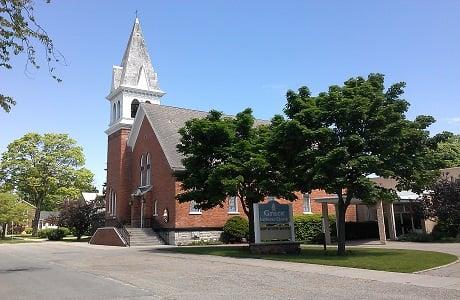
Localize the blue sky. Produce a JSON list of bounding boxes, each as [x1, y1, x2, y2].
[[1, 1, 459, 190]]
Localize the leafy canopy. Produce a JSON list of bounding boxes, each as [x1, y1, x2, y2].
[[271, 73, 449, 204], [0, 133, 95, 211], [421, 176, 460, 237], [0, 192, 28, 225], [58, 198, 105, 240], [438, 135, 460, 168], [0, 0, 63, 112], [176, 108, 295, 216]]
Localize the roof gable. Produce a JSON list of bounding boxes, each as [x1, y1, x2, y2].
[[127, 103, 269, 171]]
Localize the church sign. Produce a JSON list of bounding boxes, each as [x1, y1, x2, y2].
[[253, 199, 295, 243], [258, 201, 290, 224]]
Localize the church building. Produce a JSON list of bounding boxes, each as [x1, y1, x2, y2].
[[105, 18, 357, 245]]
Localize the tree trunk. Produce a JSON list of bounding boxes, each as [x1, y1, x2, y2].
[[336, 196, 347, 256], [248, 202, 255, 244], [1, 223, 6, 239], [32, 203, 42, 237]]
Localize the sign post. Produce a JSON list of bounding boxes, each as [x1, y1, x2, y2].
[[251, 199, 300, 254]]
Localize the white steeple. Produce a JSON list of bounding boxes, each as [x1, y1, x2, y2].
[[106, 17, 165, 135]]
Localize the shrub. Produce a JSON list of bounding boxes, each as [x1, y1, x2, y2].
[[432, 220, 460, 239], [345, 221, 379, 240], [222, 216, 249, 243], [59, 227, 72, 237], [24, 227, 33, 234], [398, 232, 434, 242], [294, 214, 336, 244], [38, 228, 54, 238], [46, 228, 66, 241]]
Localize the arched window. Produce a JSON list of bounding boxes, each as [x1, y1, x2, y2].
[[116, 101, 121, 119], [131, 99, 140, 118], [113, 192, 117, 216], [112, 103, 116, 123], [146, 153, 151, 185], [140, 154, 145, 186], [107, 189, 112, 214]]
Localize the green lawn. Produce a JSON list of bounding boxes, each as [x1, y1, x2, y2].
[[61, 236, 91, 243], [0, 238, 40, 244], [165, 245, 457, 273]]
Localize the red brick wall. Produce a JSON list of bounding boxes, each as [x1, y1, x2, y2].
[[106, 128, 132, 223], [173, 187, 356, 229], [130, 118, 176, 229]]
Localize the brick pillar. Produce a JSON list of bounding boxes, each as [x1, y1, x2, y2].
[[376, 200, 386, 244], [322, 202, 331, 245]]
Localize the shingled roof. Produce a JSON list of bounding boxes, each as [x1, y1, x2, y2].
[[138, 103, 269, 171]]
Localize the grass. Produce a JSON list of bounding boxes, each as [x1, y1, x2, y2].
[[164, 245, 458, 273], [0, 238, 40, 244], [61, 236, 91, 243]]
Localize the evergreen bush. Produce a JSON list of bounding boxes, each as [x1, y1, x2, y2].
[[222, 216, 249, 243]]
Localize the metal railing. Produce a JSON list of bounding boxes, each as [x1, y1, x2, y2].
[[109, 217, 130, 247], [117, 224, 130, 247]]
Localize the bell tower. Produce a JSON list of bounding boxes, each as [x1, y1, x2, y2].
[[105, 17, 165, 136], [105, 17, 164, 223]]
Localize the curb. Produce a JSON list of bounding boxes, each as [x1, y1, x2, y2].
[[414, 258, 459, 274]]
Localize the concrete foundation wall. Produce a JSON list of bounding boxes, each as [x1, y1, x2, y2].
[[156, 229, 223, 245]]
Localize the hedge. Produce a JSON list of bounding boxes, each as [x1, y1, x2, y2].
[[294, 214, 336, 244]]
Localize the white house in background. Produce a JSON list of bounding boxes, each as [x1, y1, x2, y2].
[[81, 192, 104, 203], [38, 211, 59, 230]]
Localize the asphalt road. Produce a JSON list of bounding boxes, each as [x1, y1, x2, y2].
[[0, 242, 459, 300]]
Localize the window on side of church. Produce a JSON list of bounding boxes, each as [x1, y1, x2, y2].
[[303, 193, 312, 213], [228, 196, 238, 213], [131, 99, 140, 118], [107, 190, 112, 214], [153, 200, 158, 216], [189, 200, 202, 214], [146, 153, 151, 185], [140, 154, 145, 186], [112, 192, 117, 216]]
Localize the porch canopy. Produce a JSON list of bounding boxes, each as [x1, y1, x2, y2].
[[315, 190, 420, 245]]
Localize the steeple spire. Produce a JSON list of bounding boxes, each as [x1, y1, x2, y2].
[[109, 17, 165, 96]]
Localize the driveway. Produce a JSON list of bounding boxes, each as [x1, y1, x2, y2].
[[348, 240, 460, 278], [0, 242, 459, 299]]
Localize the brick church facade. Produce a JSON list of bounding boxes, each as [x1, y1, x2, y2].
[[105, 18, 356, 245]]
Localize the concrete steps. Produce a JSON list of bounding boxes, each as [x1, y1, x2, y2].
[[126, 228, 165, 246]]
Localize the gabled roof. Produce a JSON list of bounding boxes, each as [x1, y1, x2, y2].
[[127, 103, 269, 171]]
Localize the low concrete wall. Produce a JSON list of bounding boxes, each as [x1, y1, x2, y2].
[[156, 229, 223, 245], [89, 227, 127, 247]]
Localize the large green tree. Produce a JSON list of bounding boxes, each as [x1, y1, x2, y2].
[[438, 135, 460, 167], [1, 0, 62, 112], [270, 73, 449, 255], [176, 109, 296, 242], [0, 133, 95, 235], [0, 192, 28, 238]]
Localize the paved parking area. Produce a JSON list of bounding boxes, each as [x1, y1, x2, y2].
[[0, 242, 459, 299]]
